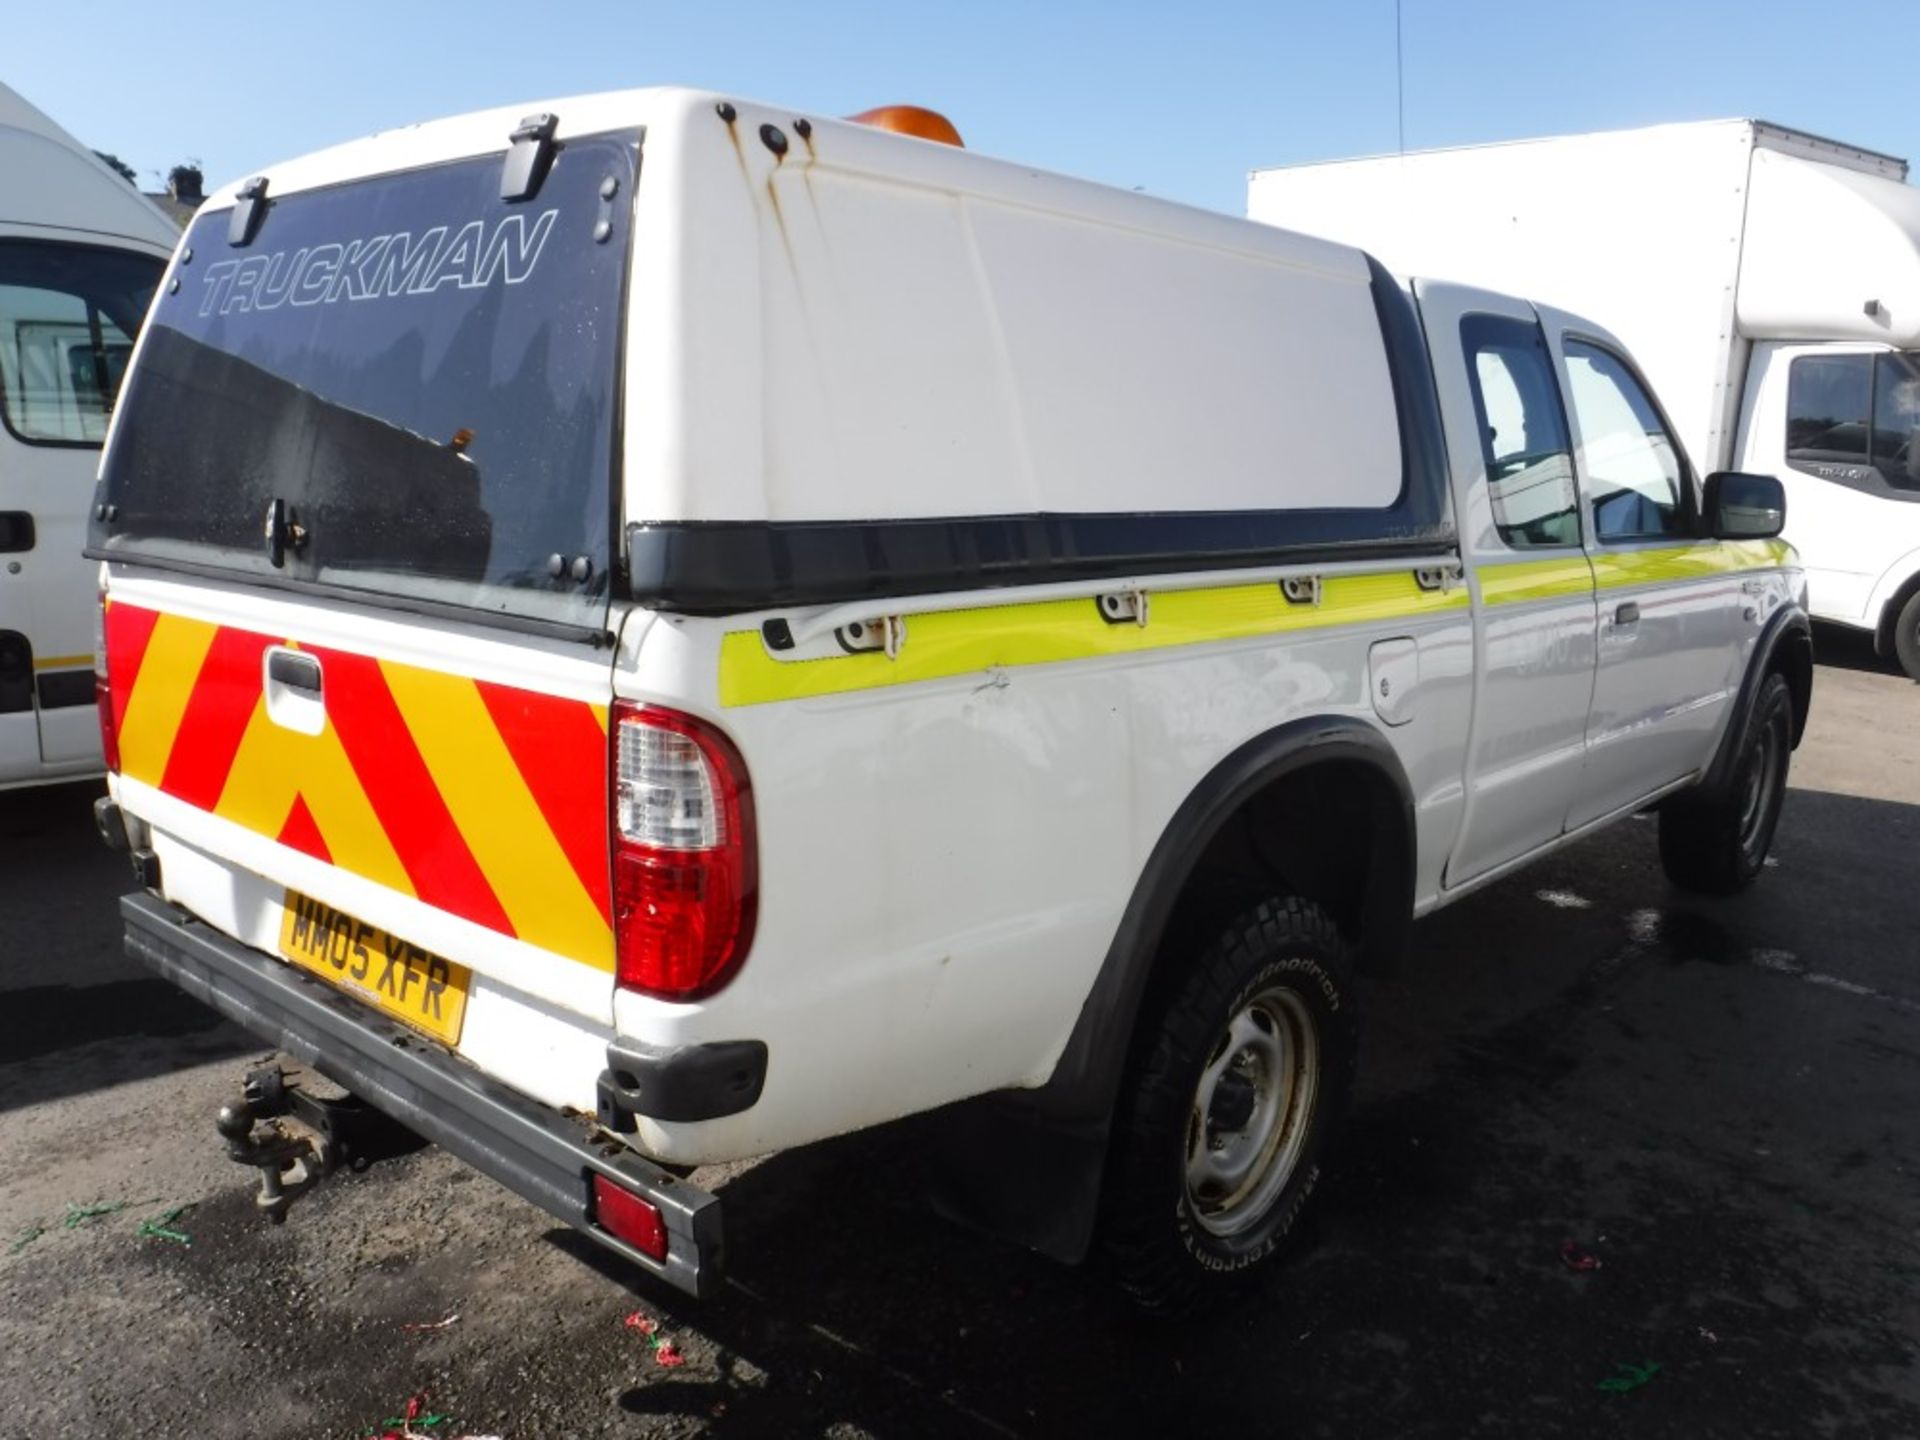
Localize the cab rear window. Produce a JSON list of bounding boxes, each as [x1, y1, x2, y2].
[[96, 131, 639, 632]]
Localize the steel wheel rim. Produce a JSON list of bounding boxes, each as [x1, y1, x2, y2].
[[1738, 716, 1783, 851], [1185, 984, 1319, 1238]]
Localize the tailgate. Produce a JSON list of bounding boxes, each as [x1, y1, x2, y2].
[[103, 580, 618, 1036]]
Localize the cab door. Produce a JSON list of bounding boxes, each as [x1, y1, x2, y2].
[[1539, 309, 1744, 827], [1417, 281, 1598, 887]]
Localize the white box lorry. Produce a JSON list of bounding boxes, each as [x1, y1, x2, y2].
[[92, 89, 1810, 1315], [1250, 119, 1920, 677]]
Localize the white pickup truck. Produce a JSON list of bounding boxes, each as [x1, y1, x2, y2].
[[91, 88, 1811, 1315]]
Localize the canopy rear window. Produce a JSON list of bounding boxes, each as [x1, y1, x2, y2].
[[96, 130, 639, 633]]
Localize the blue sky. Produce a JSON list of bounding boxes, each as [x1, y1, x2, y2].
[[13, 0, 1918, 216]]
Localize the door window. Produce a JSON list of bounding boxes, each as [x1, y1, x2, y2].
[[1460, 315, 1579, 549], [0, 242, 162, 446], [1563, 340, 1688, 543], [1784, 351, 1920, 495]]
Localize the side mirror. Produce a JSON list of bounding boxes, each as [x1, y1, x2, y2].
[[1702, 471, 1786, 540]]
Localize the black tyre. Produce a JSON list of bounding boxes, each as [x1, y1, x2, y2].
[[1098, 896, 1358, 1317], [1894, 590, 1920, 682], [1658, 671, 1793, 896]]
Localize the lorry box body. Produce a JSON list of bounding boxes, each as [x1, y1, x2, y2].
[[1248, 119, 1920, 673], [96, 88, 1809, 1310], [0, 83, 173, 790]]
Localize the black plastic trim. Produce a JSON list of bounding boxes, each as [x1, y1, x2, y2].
[[0, 512, 34, 553], [929, 714, 1416, 1262], [1704, 604, 1814, 791], [0, 631, 30, 715], [597, 1039, 768, 1127], [626, 523, 1454, 616], [86, 551, 616, 649], [35, 669, 94, 710], [119, 892, 724, 1297]]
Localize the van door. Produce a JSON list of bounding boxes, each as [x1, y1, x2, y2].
[[93, 130, 641, 1106], [1539, 310, 1744, 827], [1416, 281, 1599, 886], [0, 239, 162, 778]]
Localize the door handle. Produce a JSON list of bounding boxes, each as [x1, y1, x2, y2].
[[1614, 601, 1640, 626], [0, 512, 34, 554], [267, 648, 322, 696]]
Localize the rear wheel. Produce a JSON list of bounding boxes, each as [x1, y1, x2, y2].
[[1099, 896, 1358, 1317], [1894, 590, 1920, 681], [1659, 671, 1792, 895]]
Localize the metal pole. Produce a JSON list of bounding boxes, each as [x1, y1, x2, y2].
[[1396, 0, 1406, 154]]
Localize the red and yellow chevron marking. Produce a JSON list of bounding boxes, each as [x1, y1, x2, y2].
[[105, 603, 613, 972]]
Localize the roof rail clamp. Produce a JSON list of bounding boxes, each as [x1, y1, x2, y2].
[[502, 113, 560, 201]]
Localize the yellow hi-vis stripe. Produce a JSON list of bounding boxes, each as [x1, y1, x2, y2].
[[1476, 539, 1792, 606], [719, 571, 1470, 708], [380, 662, 613, 970], [116, 613, 217, 785], [1589, 539, 1792, 590], [1477, 555, 1596, 606]]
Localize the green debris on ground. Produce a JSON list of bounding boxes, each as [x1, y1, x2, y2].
[[62, 1196, 161, 1230], [6, 1223, 45, 1256], [1597, 1360, 1662, 1393], [136, 1204, 194, 1246]]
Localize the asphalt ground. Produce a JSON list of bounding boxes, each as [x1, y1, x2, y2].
[[1, 625, 1916, 1439]]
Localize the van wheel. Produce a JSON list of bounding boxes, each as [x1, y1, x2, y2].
[[1894, 590, 1920, 681], [1099, 896, 1358, 1318], [1658, 672, 1792, 896]]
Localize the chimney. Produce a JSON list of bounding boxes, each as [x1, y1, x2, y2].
[[167, 165, 204, 204]]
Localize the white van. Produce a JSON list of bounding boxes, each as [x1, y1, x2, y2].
[[0, 83, 174, 790], [1250, 119, 1920, 676]]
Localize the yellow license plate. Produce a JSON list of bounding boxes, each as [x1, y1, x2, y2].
[[277, 891, 470, 1045]]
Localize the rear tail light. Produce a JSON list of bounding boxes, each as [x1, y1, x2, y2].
[[611, 702, 757, 999], [93, 589, 119, 772], [592, 1173, 668, 1260]]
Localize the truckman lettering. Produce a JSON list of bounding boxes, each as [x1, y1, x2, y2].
[[195, 208, 557, 317]]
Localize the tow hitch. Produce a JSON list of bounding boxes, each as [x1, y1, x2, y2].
[[215, 1064, 418, 1223]]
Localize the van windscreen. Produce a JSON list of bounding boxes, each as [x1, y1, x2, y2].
[[96, 131, 639, 633]]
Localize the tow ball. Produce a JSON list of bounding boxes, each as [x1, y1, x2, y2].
[[215, 1064, 415, 1223]]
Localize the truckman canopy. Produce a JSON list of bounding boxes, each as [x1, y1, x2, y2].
[[95, 132, 638, 633], [1740, 148, 1920, 348]]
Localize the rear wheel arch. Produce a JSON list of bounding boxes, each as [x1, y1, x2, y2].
[[926, 714, 1415, 1264]]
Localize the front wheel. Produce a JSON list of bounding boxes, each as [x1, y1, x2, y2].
[[1894, 590, 1920, 681], [1098, 896, 1358, 1317], [1659, 671, 1793, 895]]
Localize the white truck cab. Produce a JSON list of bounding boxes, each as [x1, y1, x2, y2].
[[0, 83, 173, 790], [94, 89, 1809, 1313], [1250, 118, 1920, 677]]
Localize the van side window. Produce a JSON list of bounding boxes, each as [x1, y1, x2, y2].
[[1785, 351, 1920, 494], [1460, 315, 1580, 549], [1563, 340, 1688, 543], [0, 242, 162, 447]]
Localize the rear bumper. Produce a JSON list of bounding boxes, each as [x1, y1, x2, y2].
[[120, 891, 724, 1297]]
